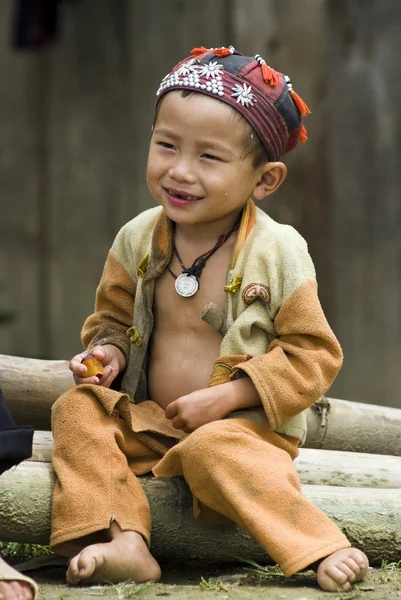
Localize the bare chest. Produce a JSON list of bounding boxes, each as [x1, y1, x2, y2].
[[153, 249, 229, 331], [148, 243, 234, 406]]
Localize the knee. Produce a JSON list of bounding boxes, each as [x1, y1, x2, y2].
[[51, 384, 100, 430], [180, 419, 242, 463]]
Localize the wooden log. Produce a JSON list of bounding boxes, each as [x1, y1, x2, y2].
[[30, 431, 53, 463], [0, 460, 399, 565], [294, 448, 401, 488], [29, 431, 401, 489], [0, 354, 73, 430], [306, 397, 401, 455], [2, 354, 401, 455]]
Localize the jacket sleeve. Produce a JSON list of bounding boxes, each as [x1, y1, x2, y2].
[[235, 279, 343, 430], [81, 248, 136, 361]]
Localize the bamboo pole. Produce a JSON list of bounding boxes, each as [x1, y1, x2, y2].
[[29, 431, 401, 489], [2, 354, 401, 455], [0, 460, 399, 564]]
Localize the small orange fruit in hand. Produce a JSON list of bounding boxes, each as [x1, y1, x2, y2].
[[81, 354, 105, 378]]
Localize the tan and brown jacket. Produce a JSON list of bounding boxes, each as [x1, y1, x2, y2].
[[82, 199, 343, 445]]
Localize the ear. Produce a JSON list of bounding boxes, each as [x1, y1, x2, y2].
[[252, 162, 287, 201]]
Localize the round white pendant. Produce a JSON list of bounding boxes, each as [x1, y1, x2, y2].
[[175, 273, 199, 297]]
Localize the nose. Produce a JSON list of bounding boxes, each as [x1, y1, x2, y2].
[[168, 155, 196, 184]]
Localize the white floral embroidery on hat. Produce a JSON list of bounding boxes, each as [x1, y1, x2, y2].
[[231, 83, 257, 107], [197, 61, 224, 79], [176, 59, 199, 76], [156, 60, 226, 96]]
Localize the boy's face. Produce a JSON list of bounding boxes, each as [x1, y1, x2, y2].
[[146, 92, 266, 229]]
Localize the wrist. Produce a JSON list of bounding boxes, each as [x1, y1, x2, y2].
[[226, 377, 262, 412]]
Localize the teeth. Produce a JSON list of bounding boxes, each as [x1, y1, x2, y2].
[[170, 190, 198, 200]]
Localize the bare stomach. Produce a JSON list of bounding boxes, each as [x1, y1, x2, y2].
[[147, 329, 222, 409]]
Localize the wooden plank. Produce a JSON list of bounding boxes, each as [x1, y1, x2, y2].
[[0, 1, 43, 357], [326, 0, 401, 408]]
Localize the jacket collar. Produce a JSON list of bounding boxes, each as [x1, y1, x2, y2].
[[146, 198, 257, 279]]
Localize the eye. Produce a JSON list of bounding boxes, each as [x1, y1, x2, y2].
[[157, 141, 175, 150], [202, 153, 221, 161]]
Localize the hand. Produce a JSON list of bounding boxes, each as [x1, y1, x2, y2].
[[69, 344, 126, 388], [165, 383, 235, 433], [165, 378, 263, 433]]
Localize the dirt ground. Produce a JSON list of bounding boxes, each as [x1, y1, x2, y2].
[[26, 562, 401, 600]]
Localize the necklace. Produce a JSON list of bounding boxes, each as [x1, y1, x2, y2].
[[168, 217, 241, 297]]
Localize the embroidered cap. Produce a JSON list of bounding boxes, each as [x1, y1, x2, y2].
[[156, 45, 311, 162]]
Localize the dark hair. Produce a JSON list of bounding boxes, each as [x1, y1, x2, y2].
[[154, 90, 270, 167], [241, 121, 270, 167]]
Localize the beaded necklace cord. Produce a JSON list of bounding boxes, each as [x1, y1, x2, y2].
[[168, 216, 241, 284]]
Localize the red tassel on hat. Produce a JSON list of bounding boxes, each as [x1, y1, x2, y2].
[[214, 47, 232, 57], [290, 89, 311, 116], [299, 124, 308, 143], [261, 63, 278, 87], [191, 46, 209, 56], [192, 45, 235, 57]]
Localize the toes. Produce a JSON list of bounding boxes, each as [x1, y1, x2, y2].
[[18, 583, 33, 600], [0, 581, 32, 600], [335, 561, 358, 582], [316, 548, 369, 592], [350, 549, 368, 564], [346, 550, 369, 578], [66, 546, 103, 585], [19, 582, 34, 600], [318, 565, 351, 592], [66, 556, 81, 585], [355, 551, 369, 572], [76, 549, 97, 579], [342, 556, 362, 576], [327, 565, 351, 588]]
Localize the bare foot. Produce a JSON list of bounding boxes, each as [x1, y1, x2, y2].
[[317, 547, 369, 592], [66, 525, 161, 585], [0, 580, 33, 600]]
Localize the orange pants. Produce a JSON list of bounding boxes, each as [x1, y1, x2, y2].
[[50, 384, 349, 577]]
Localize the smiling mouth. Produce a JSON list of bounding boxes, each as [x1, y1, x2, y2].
[[165, 188, 202, 201]]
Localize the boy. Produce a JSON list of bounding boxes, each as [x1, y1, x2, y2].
[[50, 46, 368, 592]]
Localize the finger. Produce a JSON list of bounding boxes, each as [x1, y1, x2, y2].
[[72, 364, 88, 378], [70, 356, 88, 376], [90, 346, 106, 360], [98, 368, 116, 389], [98, 365, 113, 383], [74, 375, 100, 386], [171, 416, 186, 430], [165, 402, 178, 420]]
